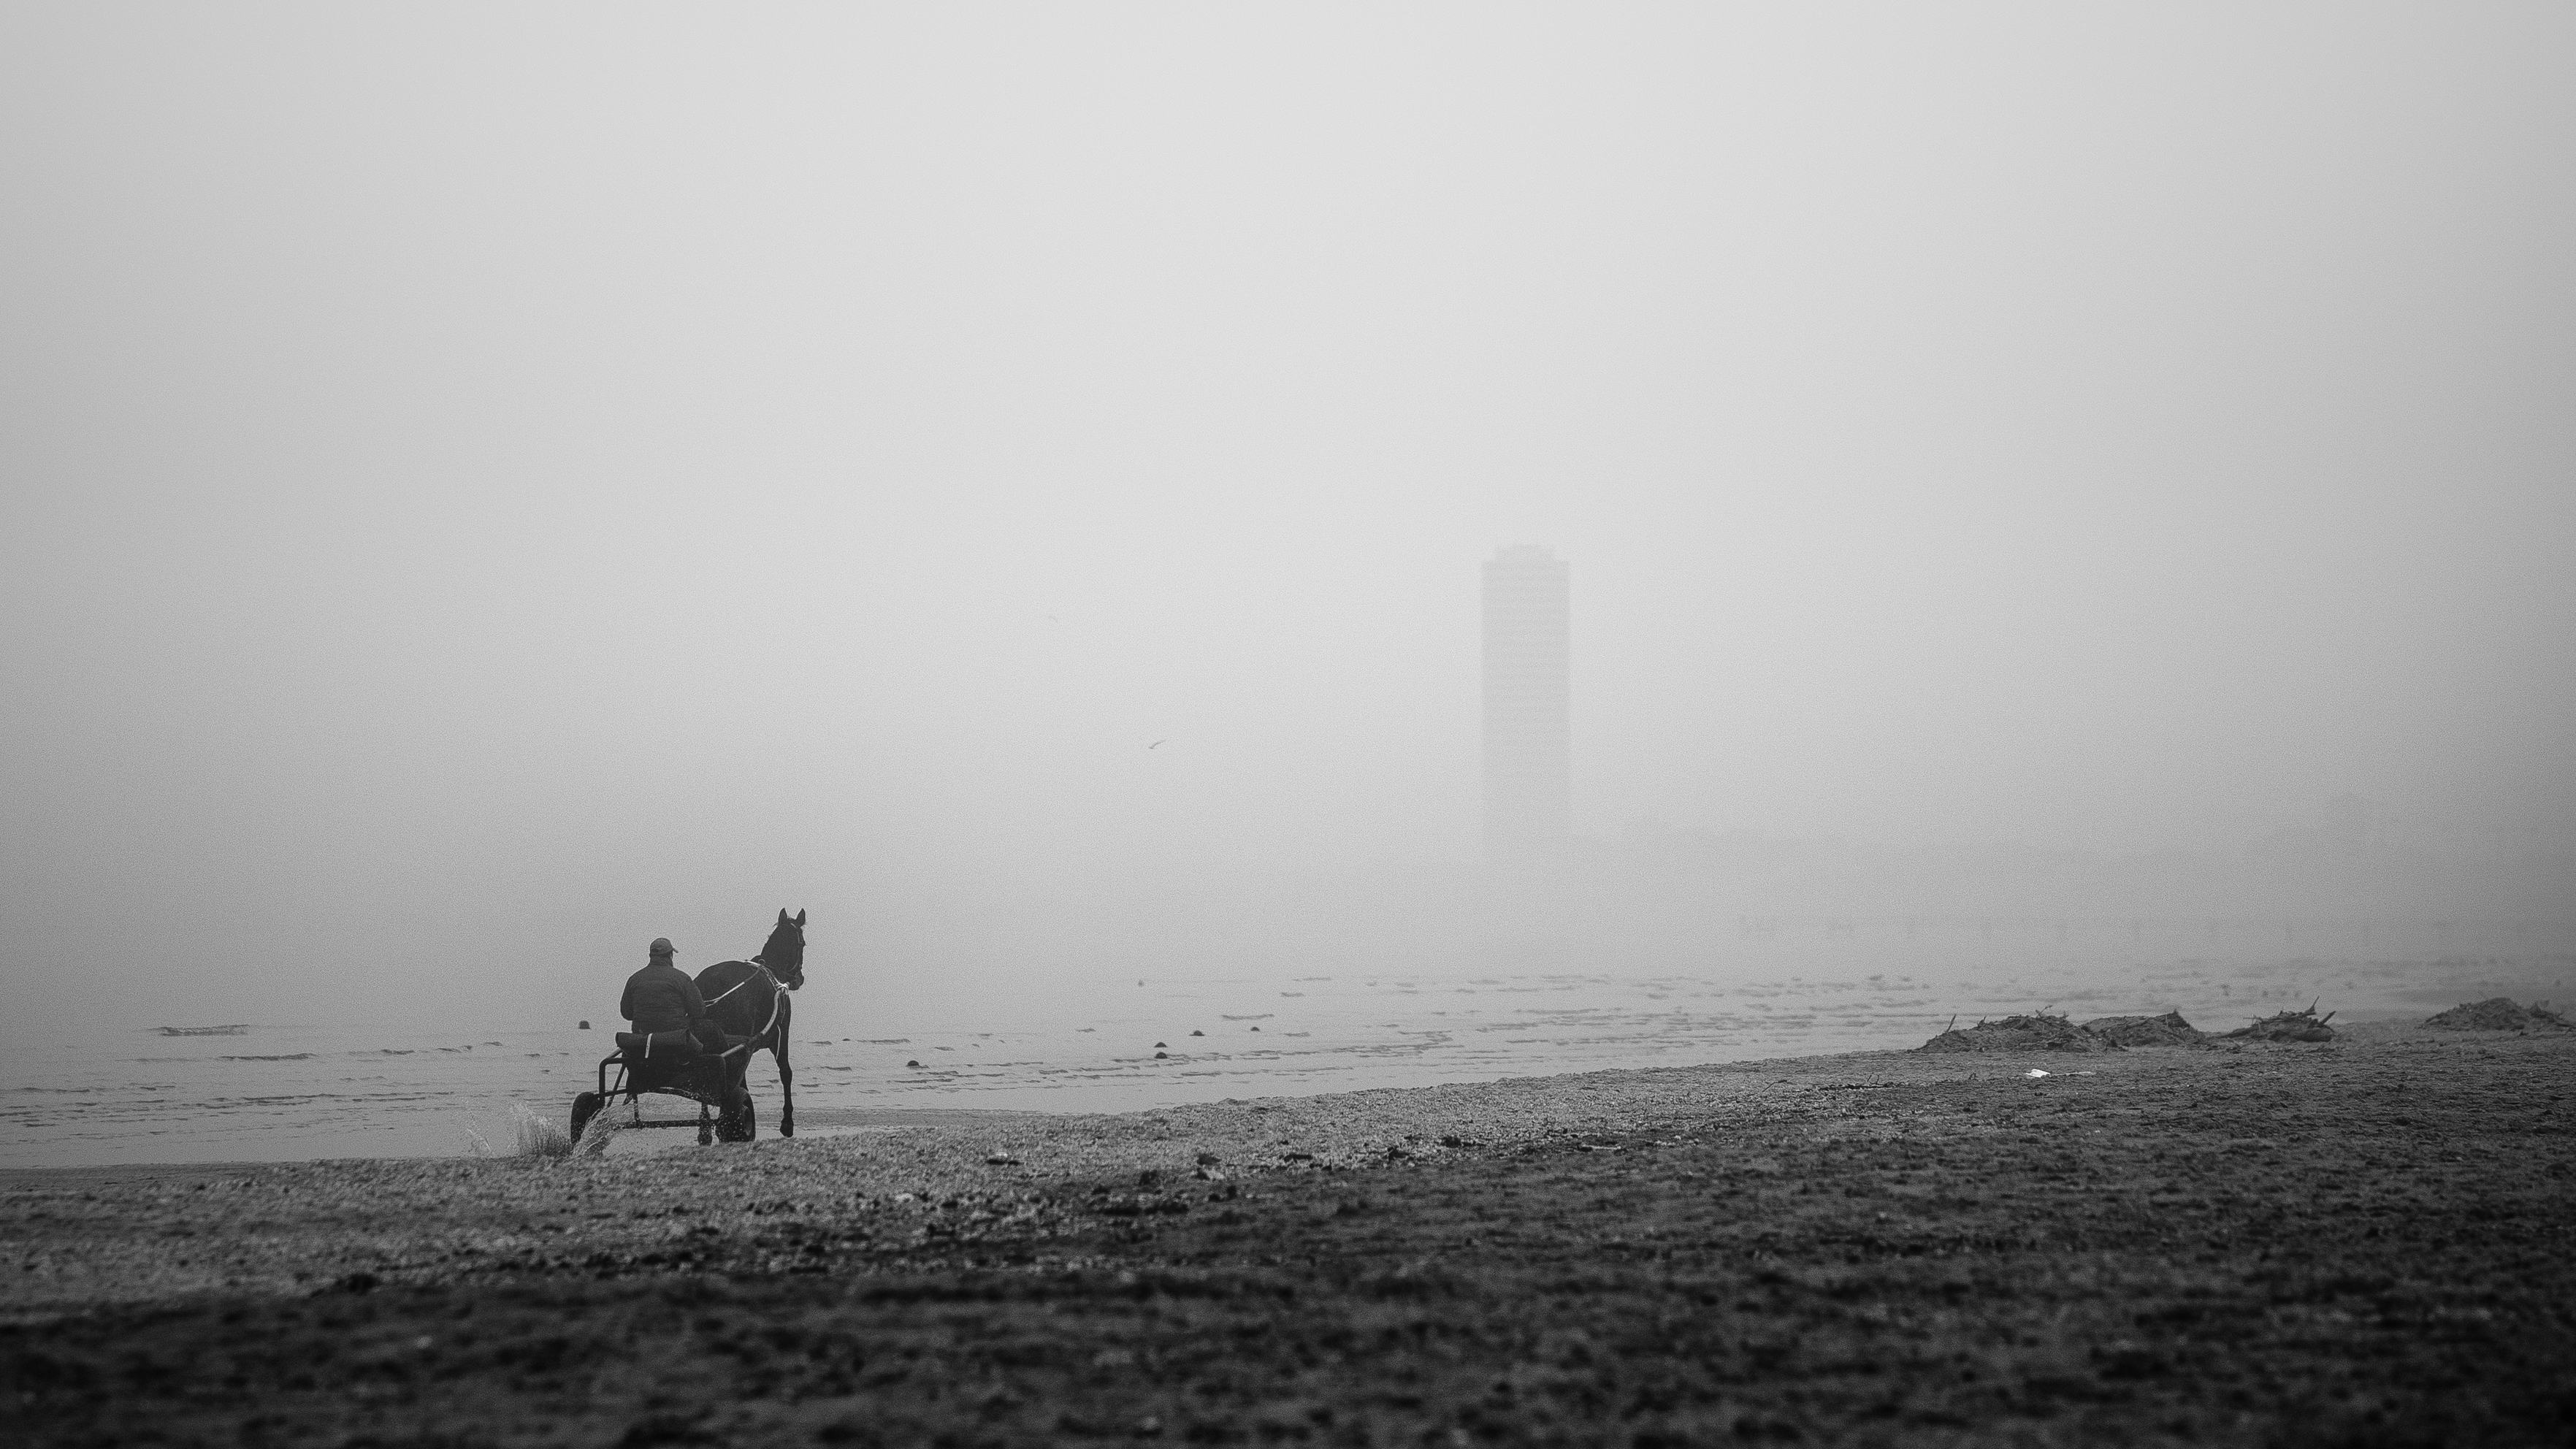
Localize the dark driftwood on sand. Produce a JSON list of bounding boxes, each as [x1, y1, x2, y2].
[[2224, 1004, 2340, 1042], [1915, 1011, 2122, 1052], [2079, 1010, 2209, 1047], [2424, 996, 2572, 1031]]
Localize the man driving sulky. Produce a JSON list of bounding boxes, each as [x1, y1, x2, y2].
[[621, 938, 715, 1055]]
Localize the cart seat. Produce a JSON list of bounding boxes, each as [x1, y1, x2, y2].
[[614, 1029, 703, 1060], [612, 1029, 754, 1061]]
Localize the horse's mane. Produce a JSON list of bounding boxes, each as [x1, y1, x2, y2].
[[695, 909, 803, 1043]]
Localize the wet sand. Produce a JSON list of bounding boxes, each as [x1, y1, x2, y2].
[[6, 1021, 2572, 1445]]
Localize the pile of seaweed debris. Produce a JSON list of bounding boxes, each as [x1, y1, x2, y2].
[[2423, 998, 2572, 1031], [2079, 1011, 2208, 1047], [2220, 1002, 2339, 1043], [1919, 1012, 2121, 1053]]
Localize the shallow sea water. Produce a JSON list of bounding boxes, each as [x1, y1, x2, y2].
[[2, 945, 2558, 1169]]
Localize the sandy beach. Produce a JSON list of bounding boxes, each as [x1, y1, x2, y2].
[[6, 1020, 2571, 1446]]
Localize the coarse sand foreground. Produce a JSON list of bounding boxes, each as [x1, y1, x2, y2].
[[5, 1025, 2572, 1447]]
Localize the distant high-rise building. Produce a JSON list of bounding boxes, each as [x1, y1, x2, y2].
[[1483, 545, 1570, 860]]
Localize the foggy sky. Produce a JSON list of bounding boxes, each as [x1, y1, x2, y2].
[[5, 7, 2571, 1029]]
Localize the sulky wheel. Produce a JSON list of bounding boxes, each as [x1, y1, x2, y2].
[[569, 1091, 604, 1143]]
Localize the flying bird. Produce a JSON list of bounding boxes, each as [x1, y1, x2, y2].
[[1147, 739, 1165, 749]]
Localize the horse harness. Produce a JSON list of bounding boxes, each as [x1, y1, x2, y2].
[[701, 959, 787, 1058]]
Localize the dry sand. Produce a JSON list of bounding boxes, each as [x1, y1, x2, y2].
[[6, 1020, 2572, 1445]]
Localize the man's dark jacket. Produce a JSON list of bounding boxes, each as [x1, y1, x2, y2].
[[622, 960, 710, 1036]]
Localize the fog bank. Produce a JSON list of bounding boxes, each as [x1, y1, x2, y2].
[[4, 8, 2569, 1033]]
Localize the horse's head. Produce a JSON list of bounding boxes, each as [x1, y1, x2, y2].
[[760, 908, 808, 990]]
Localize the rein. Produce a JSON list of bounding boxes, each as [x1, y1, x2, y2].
[[707, 959, 787, 1057]]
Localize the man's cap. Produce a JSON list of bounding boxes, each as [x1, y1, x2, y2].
[[649, 937, 675, 957]]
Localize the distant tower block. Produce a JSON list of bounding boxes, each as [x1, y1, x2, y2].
[[1483, 544, 1570, 861]]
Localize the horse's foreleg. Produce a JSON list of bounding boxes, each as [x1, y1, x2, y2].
[[775, 1033, 795, 1137], [776, 1049, 795, 1136], [772, 995, 795, 1137]]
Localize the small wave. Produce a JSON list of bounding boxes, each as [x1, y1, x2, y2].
[[221, 1053, 315, 1062], [150, 1025, 251, 1036]]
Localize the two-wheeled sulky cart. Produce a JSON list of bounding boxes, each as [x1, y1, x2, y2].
[[570, 1030, 759, 1145]]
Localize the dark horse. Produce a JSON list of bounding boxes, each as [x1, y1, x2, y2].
[[695, 908, 807, 1139]]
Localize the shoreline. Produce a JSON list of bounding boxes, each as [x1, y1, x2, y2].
[[0, 1027, 2282, 1193], [9, 949, 2565, 1175], [8, 1022, 2572, 1444], [0, 1014, 2539, 1196], [1, 994, 2536, 1185]]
